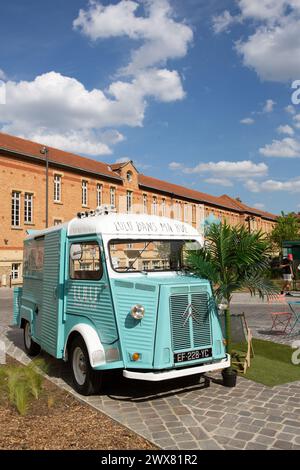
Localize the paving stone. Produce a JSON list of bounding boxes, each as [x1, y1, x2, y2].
[[179, 415, 199, 427], [253, 435, 275, 446], [188, 426, 209, 440], [227, 438, 247, 449], [276, 432, 295, 442], [158, 415, 179, 424], [169, 427, 188, 436], [235, 423, 261, 434], [283, 426, 300, 435], [177, 441, 200, 450], [283, 419, 300, 427], [266, 415, 283, 423], [235, 431, 255, 441], [205, 410, 224, 419], [199, 439, 223, 450], [245, 442, 268, 450], [258, 428, 278, 437], [273, 440, 293, 450], [252, 419, 265, 428]]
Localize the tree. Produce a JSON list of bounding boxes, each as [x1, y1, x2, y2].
[[270, 212, 300, 251], [187, 223, 276, 370]]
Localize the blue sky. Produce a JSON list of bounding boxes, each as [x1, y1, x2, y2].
[[1, 0, 300, 214]]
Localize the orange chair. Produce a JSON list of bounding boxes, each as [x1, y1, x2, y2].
[[269, 294, 293, 334]]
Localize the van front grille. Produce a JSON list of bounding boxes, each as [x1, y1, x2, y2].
[[170, 292, 212, 353]]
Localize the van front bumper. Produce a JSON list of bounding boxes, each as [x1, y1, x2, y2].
[[123, 354, 230, 381]]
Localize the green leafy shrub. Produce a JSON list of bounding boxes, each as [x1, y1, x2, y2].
[[0, 359, 47, 415]]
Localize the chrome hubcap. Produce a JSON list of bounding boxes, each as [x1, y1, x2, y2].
[[24, 323, 32, 349], [73, 346, 87, 386]]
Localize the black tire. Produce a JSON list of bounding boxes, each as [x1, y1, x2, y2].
[[23, 321, 41, 356], [69, 336, 102, 396]]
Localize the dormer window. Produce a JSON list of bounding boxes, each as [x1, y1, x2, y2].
[[126, 171, 133, 182]]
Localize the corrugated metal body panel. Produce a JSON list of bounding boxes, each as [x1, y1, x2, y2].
[[41, 230, 65, 356], [112, 280, 159, 367], [66, 281, 118, 344]]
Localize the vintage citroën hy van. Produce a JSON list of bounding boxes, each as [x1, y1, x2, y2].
[[14, 206, 229, 395]]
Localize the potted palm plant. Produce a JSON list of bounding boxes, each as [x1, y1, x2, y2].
[[187, 222, 277, 387]]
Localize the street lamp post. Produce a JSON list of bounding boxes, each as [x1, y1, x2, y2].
[[40, 146, 49, 228]]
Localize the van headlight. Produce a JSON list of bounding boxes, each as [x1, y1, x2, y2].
[[131, 304, 145, 320]]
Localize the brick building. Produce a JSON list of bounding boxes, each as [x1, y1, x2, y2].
[[0, 132, 277, 285]]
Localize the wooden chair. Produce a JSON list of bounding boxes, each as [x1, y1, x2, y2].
[[219, 312, 254, 374]]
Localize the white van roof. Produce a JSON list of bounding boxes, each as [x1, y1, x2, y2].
[[26, 213, 200, 240]]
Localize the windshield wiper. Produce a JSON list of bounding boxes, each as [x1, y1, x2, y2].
[[123, 241, 152, 272]]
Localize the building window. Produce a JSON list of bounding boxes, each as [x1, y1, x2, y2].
[[192, 205, 196, 224], [24, 193, 33, 224], [54, 219, 62, 226], [176, 201, 181, 220], [11, 191, 21, 227], [162, 198, 166, 216], [11, 263, 21, 280], [82, 180, 88, 206], [184, 204, 188, 222], [126, 171, 133, 182], [110, 187, 116, 208], [54, 174, 61, 202], [142, 261, 150, 271], [127, 190, 133, 213], [96, 183, 103, 207], [143, 194, 148, 214], [152, 196, 157, 215]]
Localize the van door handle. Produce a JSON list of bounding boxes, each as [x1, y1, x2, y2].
[[53, 287, 58, 300]]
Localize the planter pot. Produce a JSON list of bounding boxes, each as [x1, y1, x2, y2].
[[222, 368, 237, 388]]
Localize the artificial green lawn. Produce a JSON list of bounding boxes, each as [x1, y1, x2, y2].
[[231, 338, 300, 387]]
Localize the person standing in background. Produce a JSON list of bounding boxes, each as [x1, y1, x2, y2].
[[280, 254, 294, 296]]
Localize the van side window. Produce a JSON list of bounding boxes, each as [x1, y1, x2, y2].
[[70, 242, 103, 280], [23, 237, 45, 278]]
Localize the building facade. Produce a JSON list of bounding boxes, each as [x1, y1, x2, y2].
[[0, 132, 277, 285]]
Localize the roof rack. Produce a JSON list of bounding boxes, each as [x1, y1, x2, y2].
[[77, 204, 117, 219]]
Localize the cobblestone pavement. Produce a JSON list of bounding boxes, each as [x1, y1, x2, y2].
[[1, 289, 300, 450]]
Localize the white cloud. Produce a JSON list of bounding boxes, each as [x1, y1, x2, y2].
[[74, 0, 193, 75], [263, 99, 276, 113], [203, 177, 233, 187], [238, 0, 287, 21], [293, 114, 300, 129], [212, 10, 241, 34], [115, 157, 131, 164], [25, 130, 112, 156], [0, 1, 191, 156], [0, 69, 184, 156], [169, 160, 268, 179], [245, 177, 300, 193], [285, 104, 296, 114], [240, 117, 255, 125], [0, 69, 6, 81], [215, 1, 300, 82], [259, 137, 300, 157], [277, 124, 295, 136], [253, 202, 266, 209]]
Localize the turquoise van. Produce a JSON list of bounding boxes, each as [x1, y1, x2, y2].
[[14, 207, 229, 395]]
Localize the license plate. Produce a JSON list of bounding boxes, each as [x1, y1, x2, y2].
[[174, 348, 212, 363]]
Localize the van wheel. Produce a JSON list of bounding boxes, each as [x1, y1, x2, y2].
[[69, 336, 102, 396], [23, 321, 41, 356]]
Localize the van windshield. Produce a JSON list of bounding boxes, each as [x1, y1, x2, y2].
[[109, 239, 201, 272]]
